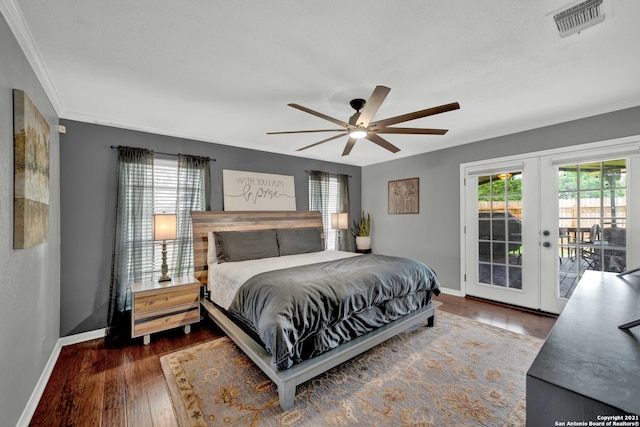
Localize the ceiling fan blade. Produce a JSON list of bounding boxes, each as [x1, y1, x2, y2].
[[375, 127, 448, 135], [370, 102, 460, 128], [296, 133, 348, 152], [267, 129, 345, 135], [288, 103, 350, 128], [354, 85, 391, 128], [342, 137, 358, 156], [365, 134, 401, 153]]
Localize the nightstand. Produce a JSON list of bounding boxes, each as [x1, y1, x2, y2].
[[131, 275, 200, 345]]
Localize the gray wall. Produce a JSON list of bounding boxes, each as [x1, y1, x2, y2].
[[0, 14, 61, 427], [362, 106, 640, 293], [59, 120, 361, 336]]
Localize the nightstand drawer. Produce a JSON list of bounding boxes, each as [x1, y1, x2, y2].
[[133, 302, 200, 337], [133, 283, 199, 313], [130, 276, 201, 344]]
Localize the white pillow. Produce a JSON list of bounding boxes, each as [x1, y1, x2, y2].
[[207, 231, 218, 265]]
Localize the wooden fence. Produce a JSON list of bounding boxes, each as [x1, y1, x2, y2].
[[478, 198, 626, 227]]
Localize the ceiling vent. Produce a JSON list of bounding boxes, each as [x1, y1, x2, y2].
[[550, 0, 608, 38]]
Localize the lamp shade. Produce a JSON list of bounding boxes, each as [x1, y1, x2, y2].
[[331, 212, 349, 230], [153, 214, 177, 241]]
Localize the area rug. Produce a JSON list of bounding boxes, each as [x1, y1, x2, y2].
[[160, 311, 542, 427]]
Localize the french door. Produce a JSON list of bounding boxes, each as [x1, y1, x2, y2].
[[464, 158, 541, 310], [463, 140, 640, 314], [539, 148, 639, 313]]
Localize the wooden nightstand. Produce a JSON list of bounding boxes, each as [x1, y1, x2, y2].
[[131, 275, 200, 345]]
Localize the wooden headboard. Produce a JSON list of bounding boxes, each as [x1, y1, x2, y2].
[[191, 210, 324, 287]]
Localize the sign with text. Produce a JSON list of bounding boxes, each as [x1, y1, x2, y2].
[[223, 169, 296, 211]]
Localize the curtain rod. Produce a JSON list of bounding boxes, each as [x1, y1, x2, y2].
[[110, 145, 216, 162], [305, 170, 352, 178]]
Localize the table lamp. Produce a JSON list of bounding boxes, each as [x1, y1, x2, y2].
[[331, 212, 348, 248], [153, 213, 177, 282]]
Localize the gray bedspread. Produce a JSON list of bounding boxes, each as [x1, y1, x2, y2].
[[228, 254, 441, 370]]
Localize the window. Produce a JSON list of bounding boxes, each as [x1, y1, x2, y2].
[[110, 148, 210, 330], [118, 158, 178, 281], [309, 172, 349, 250], [155, 156, 209, 277], [114, 151, 208, 287], [477, 171, 523, 289], [558, 159, 627, 286], [153, 158, 179, 276], [325, 175, 341, 249]]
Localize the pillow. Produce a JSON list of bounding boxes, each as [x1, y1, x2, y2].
[[213, 229, 279, 263], [207, 232, 218, 265], [277, 227, 323, 256]]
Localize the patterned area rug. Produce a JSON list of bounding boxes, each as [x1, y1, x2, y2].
[[160, 311, 542, 427]]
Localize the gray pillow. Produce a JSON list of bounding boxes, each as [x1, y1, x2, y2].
[[277, 227, 323, 256], [214, 229, 279, 262]]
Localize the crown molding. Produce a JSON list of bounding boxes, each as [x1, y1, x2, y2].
[[62, 109, 233, 146], [0, 0, 65, 115]]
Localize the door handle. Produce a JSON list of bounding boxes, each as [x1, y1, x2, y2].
[[543, 230, 550, 236], [543, 242, 551, 248]]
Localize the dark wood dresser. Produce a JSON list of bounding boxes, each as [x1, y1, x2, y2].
[[526, 271, 640, 426]]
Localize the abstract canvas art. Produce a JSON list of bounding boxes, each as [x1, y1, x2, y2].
[[388, 177, 419, 214], [13, 89, 50, 249]]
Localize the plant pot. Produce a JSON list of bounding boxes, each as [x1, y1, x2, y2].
[[355, 236, 371, 250]]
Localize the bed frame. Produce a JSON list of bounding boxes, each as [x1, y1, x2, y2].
[[192, 210, 441, 410]]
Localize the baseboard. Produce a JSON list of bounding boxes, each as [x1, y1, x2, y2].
[[16, 328, 107, 427], [16, 340, 62, 427], [58, 327, 106, 347], [438, 287, 462, 297]]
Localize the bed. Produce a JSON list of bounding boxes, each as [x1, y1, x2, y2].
[[192, 210, 442, 410]]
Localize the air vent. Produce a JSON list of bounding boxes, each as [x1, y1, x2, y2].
[[552, 0, 606, 37]]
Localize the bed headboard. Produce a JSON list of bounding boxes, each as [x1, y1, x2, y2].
[[191, 210, 324, 287]]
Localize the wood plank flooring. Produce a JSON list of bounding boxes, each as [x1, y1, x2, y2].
[[29, 294, 556, 426], [434, 293, 556, 340]]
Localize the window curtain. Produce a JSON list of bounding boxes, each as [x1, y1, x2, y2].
[[172, 154, 211, 277], [309, 171, 351, 251], [336, 173, 351, 251], [309, 170, 330, 249], [107, 147, 154, 337]]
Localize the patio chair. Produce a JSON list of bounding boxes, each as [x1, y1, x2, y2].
[[604, 227, 627, 272], [579, 223, 601, 270]]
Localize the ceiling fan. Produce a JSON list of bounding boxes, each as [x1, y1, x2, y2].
[[267, 85, 460, 156]]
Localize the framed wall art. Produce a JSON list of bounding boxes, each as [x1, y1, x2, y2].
[[13, 89, 50, 249], [223, 169, 296, 211], [388, 177, 419, 215]]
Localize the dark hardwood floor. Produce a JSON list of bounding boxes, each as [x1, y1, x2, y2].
[[29, 294, 556, 426], [434, 293, 556, 340]]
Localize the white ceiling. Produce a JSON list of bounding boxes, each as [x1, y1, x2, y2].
[[3, 0, 640, 166]]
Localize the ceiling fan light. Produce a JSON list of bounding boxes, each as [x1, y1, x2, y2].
[[349, 129, 368, 139]]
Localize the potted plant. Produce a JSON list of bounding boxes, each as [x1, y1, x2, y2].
[[351, 212, 371, 250]]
